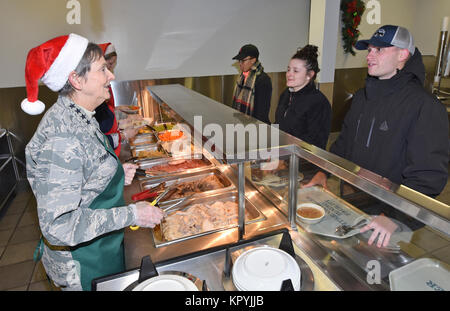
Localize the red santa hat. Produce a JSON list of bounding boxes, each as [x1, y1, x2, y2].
[[21, 33, 89, 115], [98, 42, 116, 57]]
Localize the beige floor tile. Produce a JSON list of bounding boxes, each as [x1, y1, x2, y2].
[[28, 280, 53, 291], [0, 260, 35, 290], [31, 261, 48, 283], [17, 210, 39, 228], [4, 198, 28, 216], [7, 285, 28, 291], [11, 191, 32, 204], [0, 213, 22, 231], [410, 227, 449, 253], [426, 226, 450, 242], [0, 240, 39, 267], [0, 228, 13, 247], [431, 246, 450, 265], [9, 224, 41, 245], [398, 241, 426, 258]]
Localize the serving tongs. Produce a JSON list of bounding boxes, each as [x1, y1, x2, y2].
[[130, 187, 173, 231], [124, 156, 139, 164], [135, 168, 154, 178], [131, 182, 166, 202], [161, 194, 194, 214]]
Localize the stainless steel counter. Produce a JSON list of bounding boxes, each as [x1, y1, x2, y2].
[[114, 83, 449, 292]]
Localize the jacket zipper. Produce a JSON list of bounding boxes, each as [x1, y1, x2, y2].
[[354, 113, 362, 142], [366, 117, 376, 148], [284, 93, 293, 118]]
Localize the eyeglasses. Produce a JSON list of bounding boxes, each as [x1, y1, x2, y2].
[[239, 57, 254, 63]]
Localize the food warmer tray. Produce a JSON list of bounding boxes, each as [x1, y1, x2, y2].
[[152, 122, 177, 132], [151, 192, 266, 248], [139, 168, 236, 205], [129, 133, 158, 147], [131, 143, 168, 160], [136, 155, 214, 179]]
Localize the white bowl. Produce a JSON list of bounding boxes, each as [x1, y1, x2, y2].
[[132, 274, 199, 291], [232, 246, 301, 291], [296, 203, 325, 224]]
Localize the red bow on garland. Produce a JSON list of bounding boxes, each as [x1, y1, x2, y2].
[[341, 0, 366, 55]]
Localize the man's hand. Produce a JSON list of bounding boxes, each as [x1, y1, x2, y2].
[[360, 214, 399, 248], [301, 171, 328, 189]]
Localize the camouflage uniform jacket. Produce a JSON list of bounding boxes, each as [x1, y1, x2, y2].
[[26, 96, 137, 290]]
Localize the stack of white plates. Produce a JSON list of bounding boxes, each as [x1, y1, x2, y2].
[[132, 274, 199, 291], [232, 246, 301, 291]]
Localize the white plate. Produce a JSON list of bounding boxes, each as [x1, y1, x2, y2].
[[389, 258, 450, 291], [232, 246, 301, 291], [132, 274, 199, 291]]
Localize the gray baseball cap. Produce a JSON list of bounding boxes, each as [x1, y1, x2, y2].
[[355, 25, 415, 55]]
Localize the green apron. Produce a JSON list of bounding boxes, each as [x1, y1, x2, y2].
[[70, 132, 126, 290], [34, 132, 127, 291]]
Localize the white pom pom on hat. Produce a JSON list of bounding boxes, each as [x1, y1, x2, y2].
[[98, 42, 116, 56], [22, 33, 89, 115]]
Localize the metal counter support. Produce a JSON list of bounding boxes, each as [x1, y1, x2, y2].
[[238, 162, 245, 240], [288, 154, 299, 230]]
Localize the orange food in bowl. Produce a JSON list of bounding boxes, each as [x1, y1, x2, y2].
[[297, 207, 323, 219], [158, 130, 184, 141]]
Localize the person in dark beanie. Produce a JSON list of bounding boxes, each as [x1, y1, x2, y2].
[[231, 44, 272, 124], [304, 25, 449, 248]]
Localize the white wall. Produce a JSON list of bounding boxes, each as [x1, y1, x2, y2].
[[334, 0, 450, 69], [0, 0, 310, 88]]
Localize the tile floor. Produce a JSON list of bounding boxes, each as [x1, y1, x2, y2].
[[1, 173, 449, 291]]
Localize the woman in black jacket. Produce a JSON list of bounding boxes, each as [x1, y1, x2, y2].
[[275, 45, 331, 150]]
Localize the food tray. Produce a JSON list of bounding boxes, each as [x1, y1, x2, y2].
[[389, 258, 450, 291], [136, 155, 214, 178], [139, 168, 235, 205], [131, 144, 168, 160], [129, 134, 158, 147], [294, 186, 371, 239], [118, 105, 141, 114], [161, 141, 203, 158], [151, 192, 266, 248], [152, 122, 177, 132]]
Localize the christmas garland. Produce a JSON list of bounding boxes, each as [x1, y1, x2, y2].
[[340, 0, 366, 55]]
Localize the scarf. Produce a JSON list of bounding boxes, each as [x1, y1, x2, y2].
[[232, 61, 264, 116]]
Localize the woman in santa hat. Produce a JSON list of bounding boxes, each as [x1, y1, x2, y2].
[[23, 34, 164, 291]]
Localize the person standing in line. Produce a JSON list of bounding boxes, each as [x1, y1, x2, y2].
[[95, 43, 137, 157], [275, 45, 331, 150], [303, 25, 449, 248], [231, 44, 272, 124]]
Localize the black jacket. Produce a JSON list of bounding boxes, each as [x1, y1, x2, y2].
[[275, 82, 331, 149], [331, 48, 449, 197]]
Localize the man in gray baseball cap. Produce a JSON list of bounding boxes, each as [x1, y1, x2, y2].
[[355, 25, 415, 55], [304, 25, 448, 249]]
